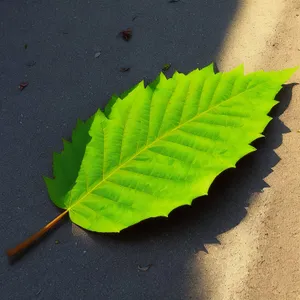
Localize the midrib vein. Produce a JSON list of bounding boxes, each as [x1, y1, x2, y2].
[[68, 79, 268, 211]]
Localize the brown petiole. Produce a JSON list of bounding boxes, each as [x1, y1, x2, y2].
[[6, 210, 68, 258]]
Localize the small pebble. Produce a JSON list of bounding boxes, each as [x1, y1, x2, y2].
[[25, 60, 36, 67], [138, 264, 152, 271], [162, 63, 171, 71]]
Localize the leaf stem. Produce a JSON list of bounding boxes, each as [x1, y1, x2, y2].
[[6, 210, 68, 257]]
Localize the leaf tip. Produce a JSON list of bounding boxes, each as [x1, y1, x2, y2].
[[43, 176, 54, 190], [140, 79, 146, 88], [285, 66, 299, 80], [62, 138, 70, 147], [235, 63, 245, 74], [76, 118, 83, 126], [271, 66, 299, 84], [206, 62, 216, 74]]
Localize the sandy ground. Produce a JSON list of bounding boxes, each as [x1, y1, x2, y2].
[[0, 0, 299, 299], [195, 0, 300, 299]]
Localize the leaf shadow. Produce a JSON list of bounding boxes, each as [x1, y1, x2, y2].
[[87, 83, 297, 252], [75, 83, 297, 300]]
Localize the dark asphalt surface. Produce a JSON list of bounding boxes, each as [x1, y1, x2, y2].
[[1, 1, 289, 299]]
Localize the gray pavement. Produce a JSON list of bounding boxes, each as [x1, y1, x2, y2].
[[1, 1, 281, 299]]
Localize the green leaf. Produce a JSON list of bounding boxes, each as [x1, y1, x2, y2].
[[45, 64, 298, 233], [44, 117, 94, 208], [44, 86, 140, 207]]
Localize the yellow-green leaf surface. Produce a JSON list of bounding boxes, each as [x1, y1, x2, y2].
[[45, 64, 297, 232]]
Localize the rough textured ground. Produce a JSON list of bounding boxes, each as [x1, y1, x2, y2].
[[196, 0, 300, 299], [0, 0, 299, 299]]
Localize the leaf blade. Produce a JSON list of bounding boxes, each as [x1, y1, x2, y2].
[[48, 65, 298, 232]]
